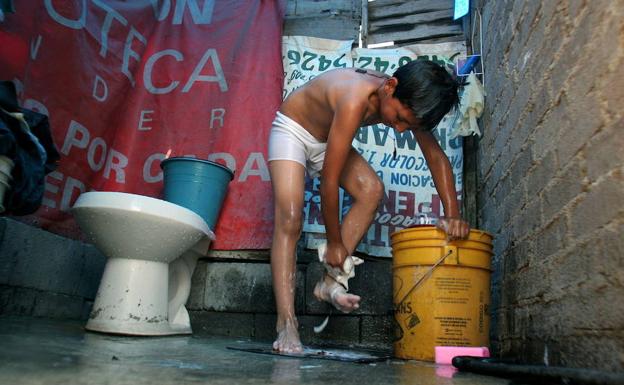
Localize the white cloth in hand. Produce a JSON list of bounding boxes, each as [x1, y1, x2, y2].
[[317, 243, 364, 290]]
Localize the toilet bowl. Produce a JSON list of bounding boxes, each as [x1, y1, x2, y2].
[[72, 191, 215, 336]]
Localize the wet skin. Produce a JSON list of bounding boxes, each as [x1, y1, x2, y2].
[[271, 68, 469, 353]]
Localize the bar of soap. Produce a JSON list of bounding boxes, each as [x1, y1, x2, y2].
[[434, 346, 490, 365]]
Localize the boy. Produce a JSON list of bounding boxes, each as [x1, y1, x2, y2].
[[268, 60, 470, 353]]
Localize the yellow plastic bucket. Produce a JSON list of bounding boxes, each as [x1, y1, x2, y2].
[[391, 225, 493, 361]]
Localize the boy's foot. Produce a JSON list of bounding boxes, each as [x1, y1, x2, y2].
[[313, 276, 361, 313], [273, 317, 303, 353]]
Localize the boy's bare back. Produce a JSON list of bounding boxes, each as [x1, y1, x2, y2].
[[280, 68, 389, 142]]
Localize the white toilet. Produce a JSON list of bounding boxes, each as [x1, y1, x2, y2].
[[72, 191, 215, 336]]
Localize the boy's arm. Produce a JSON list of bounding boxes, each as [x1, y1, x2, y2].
[[320, 101, 366, 268], [414, 130, 470, 239]]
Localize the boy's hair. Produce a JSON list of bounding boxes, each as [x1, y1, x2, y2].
[[392, 59, 460, 131]]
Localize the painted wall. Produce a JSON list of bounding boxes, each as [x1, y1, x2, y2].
[[477, 0, 624, 371]]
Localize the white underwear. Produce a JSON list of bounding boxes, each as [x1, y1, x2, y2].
[[268, 111, 326, 178]]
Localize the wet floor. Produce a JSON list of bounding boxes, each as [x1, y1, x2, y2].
[[0, 316, 509, 385]]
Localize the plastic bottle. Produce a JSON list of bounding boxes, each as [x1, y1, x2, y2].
[[415, 202, 438, 225]]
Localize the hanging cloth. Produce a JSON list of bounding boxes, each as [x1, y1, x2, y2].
[[450, 71, 485, 139], [0, 81, 60, 215]]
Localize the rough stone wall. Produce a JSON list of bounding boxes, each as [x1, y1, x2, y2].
[[477, 0, 624, 371]]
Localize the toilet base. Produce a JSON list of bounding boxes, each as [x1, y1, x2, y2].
[[86, 257, 192, 336], [85, 316, 192, 336]]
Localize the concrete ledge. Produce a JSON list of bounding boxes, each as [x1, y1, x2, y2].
[[190, 311, 254, 338], [0, 285, 90, 320], [298, 315, 360, 347], [361, 315, 394, 351], [192, 261, 305, 313], [0, 218, 105, 320], [189, 310, 394, 350], [0, 216, 396, 350], [253, 313, 278, 342]]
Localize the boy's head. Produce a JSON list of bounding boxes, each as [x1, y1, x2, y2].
[[392, 59, 459, 132]]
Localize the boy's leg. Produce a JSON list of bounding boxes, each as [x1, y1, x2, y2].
[[339, 148, 384, 253], [269, 160, 306, 353], [314, 148, 383, 311]]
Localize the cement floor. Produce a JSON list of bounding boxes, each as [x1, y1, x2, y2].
[[0, 316, 509, 385]]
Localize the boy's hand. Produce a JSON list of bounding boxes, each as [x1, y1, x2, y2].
[[437, 217, 470, 240], [325, 241, 349, 270]]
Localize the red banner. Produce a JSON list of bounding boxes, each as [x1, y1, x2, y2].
[[0, 1, 285, 249]]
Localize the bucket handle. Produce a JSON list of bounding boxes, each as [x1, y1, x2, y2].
[[395, 246, 456, 305]]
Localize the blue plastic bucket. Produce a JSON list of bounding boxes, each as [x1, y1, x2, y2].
[[160, 157, 234, 230]]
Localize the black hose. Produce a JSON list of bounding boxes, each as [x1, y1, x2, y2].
[[452, 357, 624, 385]]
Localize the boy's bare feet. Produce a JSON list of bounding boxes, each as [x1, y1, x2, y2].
[[273, 317, 303, 353], [313, 275, 361, 313]]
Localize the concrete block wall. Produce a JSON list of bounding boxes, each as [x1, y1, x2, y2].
[[188, 253, 395, 350], [477, 0, 624, 371], [0, 217, 106, 319]]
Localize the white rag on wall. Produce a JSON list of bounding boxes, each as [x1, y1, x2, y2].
[[450, 71, 485, 139]]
